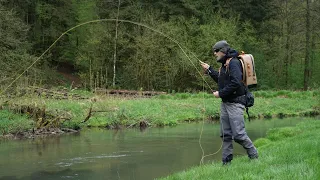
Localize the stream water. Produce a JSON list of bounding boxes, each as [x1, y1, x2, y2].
[[0, 117, 312, 180]]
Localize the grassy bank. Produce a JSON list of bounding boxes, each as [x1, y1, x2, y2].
[[0, 110, 33, 135], [158, 119, 320, 180], [0, 90, 319, 135]]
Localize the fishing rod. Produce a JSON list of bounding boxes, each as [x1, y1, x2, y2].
[[0, 19, 213, 95], [0, 18, 223, 164]]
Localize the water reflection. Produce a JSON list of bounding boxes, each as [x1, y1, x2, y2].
[[0, 117, 312, 180], [0, 169, 94, 180]]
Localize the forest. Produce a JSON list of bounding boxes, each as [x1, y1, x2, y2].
[[1, 0, 319, 92]]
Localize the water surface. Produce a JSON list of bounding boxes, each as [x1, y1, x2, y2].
[[0, 117, 312, 180]]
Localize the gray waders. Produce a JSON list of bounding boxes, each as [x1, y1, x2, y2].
[[220, 102, 258, 164]]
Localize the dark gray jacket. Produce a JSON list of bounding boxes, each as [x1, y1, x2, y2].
[[207, 50, 246, 103]]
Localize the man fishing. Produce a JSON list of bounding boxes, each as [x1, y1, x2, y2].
[[200, 40, 258, 165]]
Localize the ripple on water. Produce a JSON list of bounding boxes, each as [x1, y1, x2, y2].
[[55, 153, 130, 167]]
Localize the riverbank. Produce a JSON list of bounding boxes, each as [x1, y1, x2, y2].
[[0, 90, 319, 137], [158, 118, 320, 180]]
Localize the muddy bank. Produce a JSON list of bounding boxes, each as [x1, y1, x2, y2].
[[1, 127, 79, 139]]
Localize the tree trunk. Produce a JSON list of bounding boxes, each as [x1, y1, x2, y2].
[[113, 0, 121, 88], [303, 0, 311, 90], [284, 0, 289, 87]]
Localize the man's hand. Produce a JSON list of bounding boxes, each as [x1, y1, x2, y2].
[[213, 91, 220, 98], [200, 61, 210, 70]]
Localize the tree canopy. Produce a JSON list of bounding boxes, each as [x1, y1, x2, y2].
[[1, 0, 319, 92]]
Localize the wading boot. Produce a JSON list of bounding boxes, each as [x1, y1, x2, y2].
[[249, 153, 258, 160], [222, 161, 231, 166], [222, 154, 233, 166]]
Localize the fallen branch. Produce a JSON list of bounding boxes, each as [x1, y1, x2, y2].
[[82, 103, 93, 123]]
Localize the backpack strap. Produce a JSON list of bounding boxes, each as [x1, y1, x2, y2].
[[238, 57, 246, 84], [225, 58, 232, 67], [246, 107, 251, 122], [218, 58, 231, 75], [248, 54, 256, 77], [244, 85, 251, 122], [222, 58, 232, 75]]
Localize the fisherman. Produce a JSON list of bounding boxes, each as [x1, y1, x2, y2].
[[200, 40, 258, 165]]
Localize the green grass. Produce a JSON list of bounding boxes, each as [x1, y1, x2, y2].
[[0, 90, 319, 134], [158, 119, 320, 180], [0, 110, 33, 135]]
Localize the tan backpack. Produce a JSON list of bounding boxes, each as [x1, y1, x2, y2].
[[222, 53, 257, 86], [238, 53, 257, 86]]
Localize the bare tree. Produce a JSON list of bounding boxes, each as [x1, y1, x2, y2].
[[113, 0, 121, 88], [304, 0, 311, 90]]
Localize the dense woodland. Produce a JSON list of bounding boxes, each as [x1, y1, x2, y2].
[[1, 0, 319, 92]]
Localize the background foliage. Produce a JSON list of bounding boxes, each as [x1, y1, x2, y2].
[[1, 0, 319, 92]]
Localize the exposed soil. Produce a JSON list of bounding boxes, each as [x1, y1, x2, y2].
[[1, 128, 79, 139], [56, 62, 82, 87]]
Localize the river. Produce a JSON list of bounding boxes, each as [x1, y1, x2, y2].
[[0, 117, 312, 180]]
